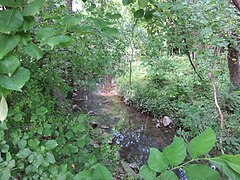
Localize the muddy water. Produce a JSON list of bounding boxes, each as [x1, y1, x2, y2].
[[75, 84, 175, 166]]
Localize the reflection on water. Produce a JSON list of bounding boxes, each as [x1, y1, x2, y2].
[[75, 83, 175, 167]]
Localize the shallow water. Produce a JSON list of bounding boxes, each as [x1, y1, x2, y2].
[[75, 84, 175, 166]]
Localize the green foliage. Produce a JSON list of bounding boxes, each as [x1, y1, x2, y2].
[[188, 128, 216, 158], [140, 128, 240, 180], [163, 137, 186, 167], [0, 0, 121, 178]]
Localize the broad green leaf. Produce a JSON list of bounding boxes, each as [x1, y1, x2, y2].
[[138, 0, 149, 7], [188, 128, 216, 158], [102, 27, 118, 37], [184, 164, 220, 180], [1, 144, 9, 153], [0, 168, 10, 180], [74, 170, 93, 180], [0, 9, 23, 33], [0, 0, 21, 7], [148, 148, 168, 172], [22, 0, 45, 16], [18, 139, 27, 149], [0, 95, 8, 122], [134, 9, 144, 18], [33, 154, 43, 168], [92, 163, 112, 180], [59, 16, 82, 27], [28, 139, 40, 150], [106, 13, 122, 19], [22, 16, 36, 32], [0, 34, 21, 59], [0, 67, 30, 91], [156, 171, 178, 180], [139, 165, 156, 180], [7, 160, 15, 169], [221, 155, 240, 175], [36, 27, 56, 42], [16, 148, 32, 159], [157, 2, 172, 10], [0, 55, 20, 76], [41, 35, 71, 49], [24, 42, 43, 60], [92, 18, 109, 29], [46, 152, 56, 163], [163, 137, 186, 167], [69, 145, 78, 153], [37, 107, 48, 115], [211, 157, 240, 180], [45, 140, 58, 150]]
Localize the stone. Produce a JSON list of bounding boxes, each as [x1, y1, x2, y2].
[[162, 116, 172, 127]]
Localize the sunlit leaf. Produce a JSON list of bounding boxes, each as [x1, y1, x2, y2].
[[148, 148, 168, 172], [185, 164, 220, 180], [211, 157, 240, 180], [188, 128, 216, 158], [0, 95, 8, 122], [138, 0, 149, 7], [139, 165, 156, 180], [163, 137, 186, 167]]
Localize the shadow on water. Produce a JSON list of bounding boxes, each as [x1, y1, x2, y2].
[[74, 82, 176, 168]]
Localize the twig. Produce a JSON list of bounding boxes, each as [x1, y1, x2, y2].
[[207, 72, 225, 154]]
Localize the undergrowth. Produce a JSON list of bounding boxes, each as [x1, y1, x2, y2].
[[117, 55, 240, 154]]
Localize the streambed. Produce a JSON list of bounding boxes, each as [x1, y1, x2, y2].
[[74, 82, 175, 167]]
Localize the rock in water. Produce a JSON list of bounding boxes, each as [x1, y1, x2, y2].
[[162, 116, 172, 127]]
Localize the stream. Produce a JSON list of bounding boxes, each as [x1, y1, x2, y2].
[[74, 81, 179, 177]]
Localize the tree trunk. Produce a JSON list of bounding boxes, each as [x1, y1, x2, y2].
[[228, 44, 240, 85], [66, 0, 73, 12], [228, 0, 240, 85]]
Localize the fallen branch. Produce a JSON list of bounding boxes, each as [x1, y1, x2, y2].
[[208, 72, 224, 154]]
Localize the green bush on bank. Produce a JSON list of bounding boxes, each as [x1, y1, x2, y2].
[[117, 55, 240, 154]]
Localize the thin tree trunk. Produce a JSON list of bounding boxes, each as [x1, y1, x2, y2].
[[66, 0, 73, 12], [228, 44, 240, 85]]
